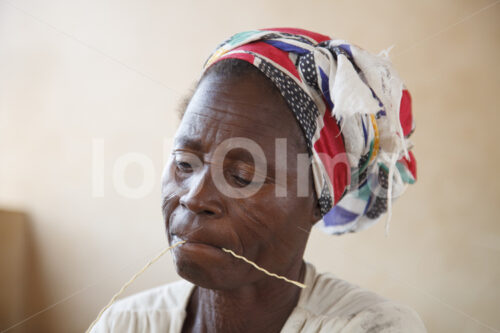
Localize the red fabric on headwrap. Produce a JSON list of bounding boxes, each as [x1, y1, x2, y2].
[[217, 51, 255, 65], [231, 42, 301, 81], [314, 107, 349, 205], [399, 151, 417, 181], [400, 90, 413, 137]]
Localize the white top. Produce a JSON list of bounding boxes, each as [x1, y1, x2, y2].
[[91, 261, 426, 332]]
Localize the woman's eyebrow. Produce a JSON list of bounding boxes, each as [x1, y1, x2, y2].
[[174, 137, 203, 151], [224, 148, 254, 164]]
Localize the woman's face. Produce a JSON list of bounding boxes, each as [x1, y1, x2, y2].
[[161, 69, 320, 290]]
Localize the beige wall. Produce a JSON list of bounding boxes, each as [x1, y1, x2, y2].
[[1, 0, 499, 332]]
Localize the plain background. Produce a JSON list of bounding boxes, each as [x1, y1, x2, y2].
[[1, 0, 499, 332]]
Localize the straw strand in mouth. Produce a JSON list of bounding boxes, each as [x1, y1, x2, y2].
[[221, 248, 306, 289]]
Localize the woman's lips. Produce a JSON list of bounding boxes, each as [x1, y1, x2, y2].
[[172, 234, 224, 251], [171, 233, 241, 265]]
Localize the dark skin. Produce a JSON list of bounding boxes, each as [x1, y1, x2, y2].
[[161, 68, 322, 333]]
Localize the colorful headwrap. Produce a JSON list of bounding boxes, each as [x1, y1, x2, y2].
[[200, 28, 417, 235]]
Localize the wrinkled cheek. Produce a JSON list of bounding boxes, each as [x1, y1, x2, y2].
[[161, 163, 186, 235], [248, 192, 290, 224], [242, 194, 299, 247], [161, 161, 188, 199], [161, 160, 177, 195], [230, 195, 278, 245], [162, 180, 184, 203]]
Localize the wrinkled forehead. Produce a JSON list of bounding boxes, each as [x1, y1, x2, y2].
[[174, 73, 308, 155]]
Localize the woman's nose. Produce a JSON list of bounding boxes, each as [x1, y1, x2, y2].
[[179, 169, 224, 217]]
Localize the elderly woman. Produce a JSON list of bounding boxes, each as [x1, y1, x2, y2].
[[92, 28, 424, 332]]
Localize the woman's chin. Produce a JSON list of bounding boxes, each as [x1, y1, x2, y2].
[[172, 247, 249, 290]]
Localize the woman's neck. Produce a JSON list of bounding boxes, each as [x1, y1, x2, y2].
[[181, 260, 306, 333]]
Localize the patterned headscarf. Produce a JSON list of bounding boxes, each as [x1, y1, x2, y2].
[[200, 27, 417, 235]]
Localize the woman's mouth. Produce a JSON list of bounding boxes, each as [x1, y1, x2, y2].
[[172, 234, 226, 253], [170, 228, 242, 264]]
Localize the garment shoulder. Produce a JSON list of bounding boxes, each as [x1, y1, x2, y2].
[[286, 263, 426, 332], [301, 263, 390, 317], [284, 301, 426, 333], [341, 301, 427, 333], [107, 279, 193, 311], [89, 279, 193, 333]]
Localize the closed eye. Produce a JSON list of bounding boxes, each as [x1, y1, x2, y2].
[[232, 174, 252, 187]]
